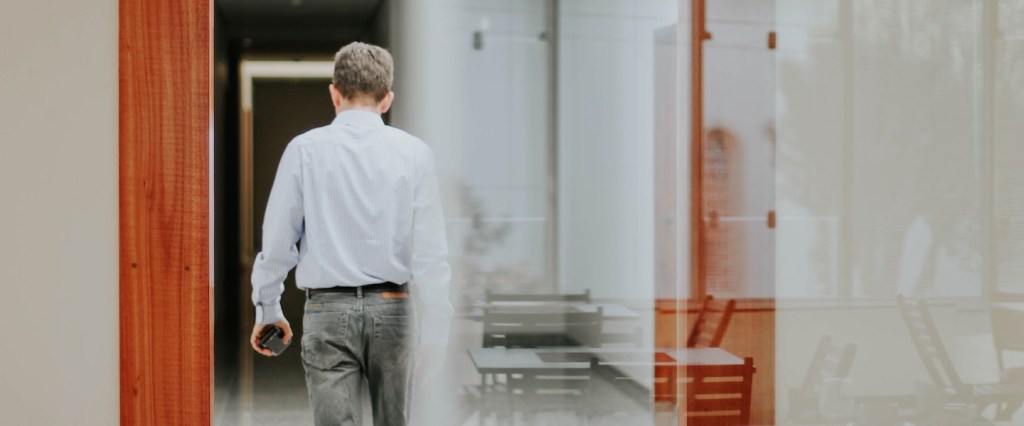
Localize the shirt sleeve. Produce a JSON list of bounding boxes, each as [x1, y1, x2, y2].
[[250, 142, 304, 325], [410, 147, 454, 347]]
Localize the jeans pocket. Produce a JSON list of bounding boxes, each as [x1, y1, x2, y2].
[[301, 313, 349, 370], [374, 315, 413, 341], [373, 315, 415, 372]]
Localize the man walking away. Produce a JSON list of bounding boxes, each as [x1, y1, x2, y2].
[[248, 41, 453, 426]]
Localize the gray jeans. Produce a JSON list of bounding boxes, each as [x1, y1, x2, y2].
[[301, 291, 416, 426]]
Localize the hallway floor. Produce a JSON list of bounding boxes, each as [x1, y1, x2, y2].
[[213, 348, 663, 426]]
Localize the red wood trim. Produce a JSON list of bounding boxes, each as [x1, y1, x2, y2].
[[690, 0, 707, 302], [120, 0, 212, 424], [678, 5, 777, 421]]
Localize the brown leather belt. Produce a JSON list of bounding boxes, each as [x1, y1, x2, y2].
[[306, 282, 407, 297]]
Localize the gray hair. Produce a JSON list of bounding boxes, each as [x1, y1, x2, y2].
[[332, 42, 394, 102]]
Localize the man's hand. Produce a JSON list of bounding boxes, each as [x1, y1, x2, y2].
[[250, 319, 293, 357]]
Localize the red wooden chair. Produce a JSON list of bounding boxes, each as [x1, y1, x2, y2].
[[687, 295, 737, 348]]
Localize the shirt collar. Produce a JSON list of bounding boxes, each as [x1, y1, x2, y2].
[[332, 109, 385, 128]]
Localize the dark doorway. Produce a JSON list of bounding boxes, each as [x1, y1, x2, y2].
[[212, 1, 388, 424], [248, 78, 334, 424]]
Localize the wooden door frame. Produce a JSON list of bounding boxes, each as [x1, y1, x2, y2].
[[119, 0, 213, 424], [689, 0, 708, 301]]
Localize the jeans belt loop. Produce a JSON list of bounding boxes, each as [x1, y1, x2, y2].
[[357, 285, 363, 298]]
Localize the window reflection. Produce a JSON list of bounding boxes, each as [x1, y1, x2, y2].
[[212, 0, 1024, 424]]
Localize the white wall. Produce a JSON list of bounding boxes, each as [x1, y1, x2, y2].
[[449, 0, 553, 296], [399, 0, 680, 304], [557, 0, 677, 301], [0, 0, 119, 424]]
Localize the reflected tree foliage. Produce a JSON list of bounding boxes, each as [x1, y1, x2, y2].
[[777, 0, 991, 298], [454, 183, 545, 305]]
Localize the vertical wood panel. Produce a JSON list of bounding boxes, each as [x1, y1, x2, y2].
[[690, 0, 707, 302], [669, 0, 776, 422], [120, 0, 211, 424]]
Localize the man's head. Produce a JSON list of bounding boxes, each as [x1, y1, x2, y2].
[[330, 42, 395, 114]]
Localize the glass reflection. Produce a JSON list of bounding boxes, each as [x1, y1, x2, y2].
[[776, 0, 1024, 424], [212, 0, 1024, 424]]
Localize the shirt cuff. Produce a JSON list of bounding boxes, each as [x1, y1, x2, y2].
[[255, 302, 284, 325]]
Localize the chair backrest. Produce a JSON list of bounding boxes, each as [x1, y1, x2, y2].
[[683, 357, 756, 426], [587, 356, 755, 424], [482, 307, 603, 348], [797, 335, 857, 401], [787, 336, 857, 422], [896, 295, 964, 390], [485, 289, 592, 303], [687, 295, 737, 348], [507, 368, 593, 397], [505, 367, 594, 413]]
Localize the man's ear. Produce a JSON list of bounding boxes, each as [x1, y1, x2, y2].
[[328, 84, 342, 112], [379, 91, 395, 114]]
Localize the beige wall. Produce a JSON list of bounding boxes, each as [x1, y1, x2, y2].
[[0, 0, 119, 424]]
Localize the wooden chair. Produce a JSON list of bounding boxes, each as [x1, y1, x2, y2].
[[897, 295, 1024, 421], [587, 357, 756, 425], [484, 289, 642, 347], [586, 356, 679, 422], [785, 335, 857, 424], [486, 288, 592, 303], [506, 366, 595, 424], [482, 307, 604, 349], [684, 357, 757, 425], [687, 295, 737, 348], [465, 308, 603, 424]]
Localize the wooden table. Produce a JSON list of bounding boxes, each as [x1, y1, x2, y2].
[[460, 301, 642, 322], [467, 347, 747, 420], [468, 347, 743, 374]]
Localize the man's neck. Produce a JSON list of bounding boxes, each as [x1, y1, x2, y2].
[[335, 105, 381, 116]]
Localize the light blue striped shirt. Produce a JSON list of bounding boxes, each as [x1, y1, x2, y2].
[[251, 109, 453, 346]]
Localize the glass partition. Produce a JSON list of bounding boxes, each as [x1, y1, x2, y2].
[[212, 0, 1024, 424], [775, 0, 1024, 424]]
